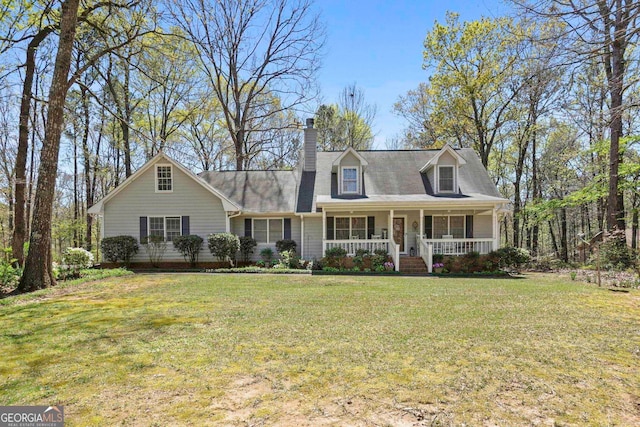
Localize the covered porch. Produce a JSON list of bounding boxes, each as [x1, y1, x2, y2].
[[321, 205, 502, 273]]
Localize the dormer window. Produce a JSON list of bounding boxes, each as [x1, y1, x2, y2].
[[156, 164, 173, 192], [342, 166, 359, 194], [438, 166, 455, 193]]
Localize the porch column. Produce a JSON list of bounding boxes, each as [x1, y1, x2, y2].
[[300, 215, 305, 258], [492, 206, 499, 251], [388, 209, 394, 241], [419, 209, 424, 240], [322, 208, 326, 255]]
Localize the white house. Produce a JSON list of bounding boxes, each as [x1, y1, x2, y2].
[[88, 119, 509, 272]]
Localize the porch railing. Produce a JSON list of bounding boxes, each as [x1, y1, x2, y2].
[[323, 239, 400, 272], [418, 237, 433, 273], [422, 238, 494, 255], [324, 239, 390, 255]]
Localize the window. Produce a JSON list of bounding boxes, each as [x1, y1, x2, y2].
[[166, 217, 181, 241], [148, 216, 181, 241], [252, 218, 283, 243], [433, 215, 464, 239], [334, 217, 366, 240], [438, 166, 454, 193], [342, 167, 358, 194], [156, 165, 173, 192]]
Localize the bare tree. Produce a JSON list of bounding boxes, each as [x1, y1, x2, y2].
[[338, 82, 377, 149], [171, 0, 324, 170]]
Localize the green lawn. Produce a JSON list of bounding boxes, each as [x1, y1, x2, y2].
[[1, 273, 638, 426]]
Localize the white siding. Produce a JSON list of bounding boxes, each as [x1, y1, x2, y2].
[[303, 216, 323, 260], [103, 158, 227, 262], [473, 214, 493, 238]]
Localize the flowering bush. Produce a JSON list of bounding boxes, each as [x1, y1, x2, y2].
[[383, 261, 395, 271]]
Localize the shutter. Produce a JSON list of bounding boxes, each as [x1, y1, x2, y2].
[[244, 218, 252, 237], [140, 216, 148, 240], [424, 215, 433, 239], [284, 218, 292, 239], [465, 215, 474, 238], [326, 216, 334, 240], [367, 216, 375, 239], [182, 216, 190, 236]]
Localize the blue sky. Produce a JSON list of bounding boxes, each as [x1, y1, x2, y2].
[[314, 0, 509, 147]]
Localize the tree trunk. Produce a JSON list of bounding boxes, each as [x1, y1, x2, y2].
[[19, 0, 80, 292], [12, 28, 54, 266], [560, 207, 568, 263]]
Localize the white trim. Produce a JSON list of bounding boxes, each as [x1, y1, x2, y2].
[[146, 215, 182, 242], [331, 147, 369, 169], [252, 217, 284, 243], [340, 165, 360, 195], [392, 215, 408, 254], [437, 165, 456, 193], [300, 215, 305, 258], [154, 164, 173, 193], [419, 143, 466, 173]]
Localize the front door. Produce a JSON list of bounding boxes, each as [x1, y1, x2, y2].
[[393, 217, 405, 253]]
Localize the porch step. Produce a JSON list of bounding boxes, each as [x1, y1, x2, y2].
[[399, 256, 428, 274]]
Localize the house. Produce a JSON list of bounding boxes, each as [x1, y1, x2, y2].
[[88, 119, 509, 272]]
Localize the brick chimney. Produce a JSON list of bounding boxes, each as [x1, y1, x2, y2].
[[303, 118, 317, 172]]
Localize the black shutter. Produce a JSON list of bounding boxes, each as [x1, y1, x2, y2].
[[367, 216, 375, 239], [182, 216, 190, 235], [244, 218, 252, 237], [465, 215, 473, 238], [326, 216, 334, 240], [140, 216, 148, 240], [424, 215, 433, 239], [283, 218, 292, 239]]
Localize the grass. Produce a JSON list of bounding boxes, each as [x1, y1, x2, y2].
[[0, 273, 638, 426]]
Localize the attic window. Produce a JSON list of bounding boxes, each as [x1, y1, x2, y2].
[[156, 165, 173, 192], [438, 166, 455, 193], [342, 167, 358, 194]]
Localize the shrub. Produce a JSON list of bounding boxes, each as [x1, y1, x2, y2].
[[260, 247, 274, 266], [62, 247, 94, 271], [142, 235, 167, 267], [324, 246, 347, 268], [492, 246, 531, 272], [239, 236, 257, 262], [275, 239, 297, 254], [173, 235, 203, 267], [100, 236, 138, 265], [373, 248, 388, 257], [276, 249, 299, 269], [208, 233, 240, 265], [599, 232, 633, 270], [0, 248, 20, 288]]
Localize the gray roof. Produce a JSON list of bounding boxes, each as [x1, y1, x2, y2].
[[199, 170, 298, 213], [198, 148, 505, 214], [298, 148, 504, 212]]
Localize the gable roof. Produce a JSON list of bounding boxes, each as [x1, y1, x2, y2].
[[419, 143, 466, 172], [297, 148, 506, 212], [87, 152, 240, 214], [331, 147, 369, 172], [199, 170, 298, 213]]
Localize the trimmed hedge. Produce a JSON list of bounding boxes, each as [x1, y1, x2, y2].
[[100, 236, 138, 265]]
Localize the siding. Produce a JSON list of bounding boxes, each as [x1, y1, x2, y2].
[[473, 214, 493, 238], [303, 216, 323, 259], [103, 158, 227, 262]]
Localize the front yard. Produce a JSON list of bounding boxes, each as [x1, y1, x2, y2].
[[1, 273, 638, 426]]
